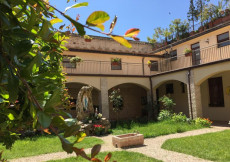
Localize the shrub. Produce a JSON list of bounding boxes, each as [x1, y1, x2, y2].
[[158, 110, 173, 121], [159, 95, 176, 110], [195, 118, 212, 127], [172, 112, 187, 123]]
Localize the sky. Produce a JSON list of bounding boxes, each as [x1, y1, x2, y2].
[[50, 0, 219, 42]]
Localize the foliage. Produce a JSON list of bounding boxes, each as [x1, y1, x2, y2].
[[93, 124, 105, 136], [188, 0, 199, 31], [162, 130, 230, 161], [157, 110, 172, 121], [159, 95, 176, 110], [172, 112, 188, 123], [111, 58, 121, 63], [109, 89, 123, 113], [0, 151, 6, 162], [195, 117, 212, 127], [184, 48, 192, 54], [70, 56, 82, 63], [48, 151, 162, 162], [0, 0, 140, 160]]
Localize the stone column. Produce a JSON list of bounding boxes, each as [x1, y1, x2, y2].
[[187, 70, 203, 119], [100, 77, 109, 119], [147, 90, 153, 120]]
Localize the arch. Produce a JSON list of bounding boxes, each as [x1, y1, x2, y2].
[[152, 71, 188, 90], [65, 76, 101, 90], [195, 62, 230, 85], [107, 77, 150, 91], [65, 82, 100, 92]]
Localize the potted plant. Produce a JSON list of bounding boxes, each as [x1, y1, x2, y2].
[[70, 56, 82, 63], [84, 35, 92, 42], [184, 48, 193, 57], [147, 60, 152, 68], [222, 9, 230, 21], [111, 58, 121, 65], [93, 124, 105, 136]]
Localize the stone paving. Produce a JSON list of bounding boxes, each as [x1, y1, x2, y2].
[[11, 126, 230, 162]]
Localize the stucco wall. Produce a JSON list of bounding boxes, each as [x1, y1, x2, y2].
[[200, 71, 230, 121], [157, 80, 189, 116], [108, 83, 147, 120]]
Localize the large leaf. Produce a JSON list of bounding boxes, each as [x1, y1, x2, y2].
[[74, 132, 86, 143], [124, 28, 140, 38], [44, 88, 62, 109], [7, 71, 19, 103], [109, 15, 117, 34], [86, 11, 109, 26], [59, 135, 74, 153], [39, 20, 51, 39], [63, 15, 85, 36], [104, 152, 112, 162], [110, 36, 132, 48], [37, 111, 51, 128], [64, 2, 88, 13], [50, 18, 63, 25], [91, 144, 101, 158], [51, 116, 68, 130], [64, 124, 80, 138], [72, 147, 90, 160]]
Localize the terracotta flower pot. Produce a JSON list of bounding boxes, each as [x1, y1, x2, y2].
[[222, 15, 230, 22], [213, 18, 222, 26], [189, 31, 195, 36], [112, 62, 119, 66], [85, 39, 92, 42], [185, 52, 192, 57]]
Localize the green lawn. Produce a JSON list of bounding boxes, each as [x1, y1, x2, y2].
[[0, 136, 103, 159], [48, 151, 162, 162], [162, 130, 230, 161], [112, 120, 205, 138]]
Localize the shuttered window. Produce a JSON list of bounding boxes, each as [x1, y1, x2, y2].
[[208, 77, 224, 107], [217, 32, 230, 48]]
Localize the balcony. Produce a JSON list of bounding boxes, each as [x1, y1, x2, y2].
[[63, 41, 230, 76]]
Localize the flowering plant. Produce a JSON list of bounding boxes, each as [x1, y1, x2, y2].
[[195, 118, 213, 127], [93, 124, 105, 136]]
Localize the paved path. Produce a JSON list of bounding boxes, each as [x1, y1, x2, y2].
[[11, 126, 230, 162]]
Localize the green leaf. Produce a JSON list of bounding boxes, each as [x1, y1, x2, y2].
[[7, 113, 15, 120], [37, 111, 51, 128], [63, 15, 85, 36], [26, 53, 42, 74], [86, 11, 110, 26], [64, 2, 88, 13], [64, 118, 76, 127], [51, 116, 68, 130], [64, 124, 80, 138], [39, 20, 51, 39], [59, 135, 74, 153], [8, 71, 19, 103], [50, 18, 63, 25], [44, 88, 62, 109], [110, 36, 132, 48], [91, 144, 101, 158]]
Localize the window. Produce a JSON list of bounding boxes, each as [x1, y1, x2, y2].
[[170, 50, 177, 61], [150, 61, 158, 71], [208, 77, 224, 107], [111, 58, 122, 70], [217, 32, 230, 48], [62, 56, 76, 68], [166, 84, 174, 94]]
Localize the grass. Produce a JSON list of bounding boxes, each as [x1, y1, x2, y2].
[[48, 151, 162, 162], [112, 120, 205, 138], [162, 130, 230, 161], [0, 135, 103, 159]]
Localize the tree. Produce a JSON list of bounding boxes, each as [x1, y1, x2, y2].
[[187, 0, 198, 31], [0, 0, 140, 160], [195, 0, 210, 26], [109, 88, 123, 121]]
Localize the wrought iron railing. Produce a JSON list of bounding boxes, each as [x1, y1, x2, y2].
[[63, 41, 230, 76]]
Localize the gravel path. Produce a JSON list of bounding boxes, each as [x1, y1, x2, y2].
[[10, 126, 230, 162]]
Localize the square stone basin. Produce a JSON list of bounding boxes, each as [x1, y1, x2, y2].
[[112, 133, 144, 148]]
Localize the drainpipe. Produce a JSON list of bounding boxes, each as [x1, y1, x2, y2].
[[188, 68, 194, 119], [142, 57, 145, 76], [149, 77, 154, 120]]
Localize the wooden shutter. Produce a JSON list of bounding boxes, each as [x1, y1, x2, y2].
[[208, 77, 224, 107]]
